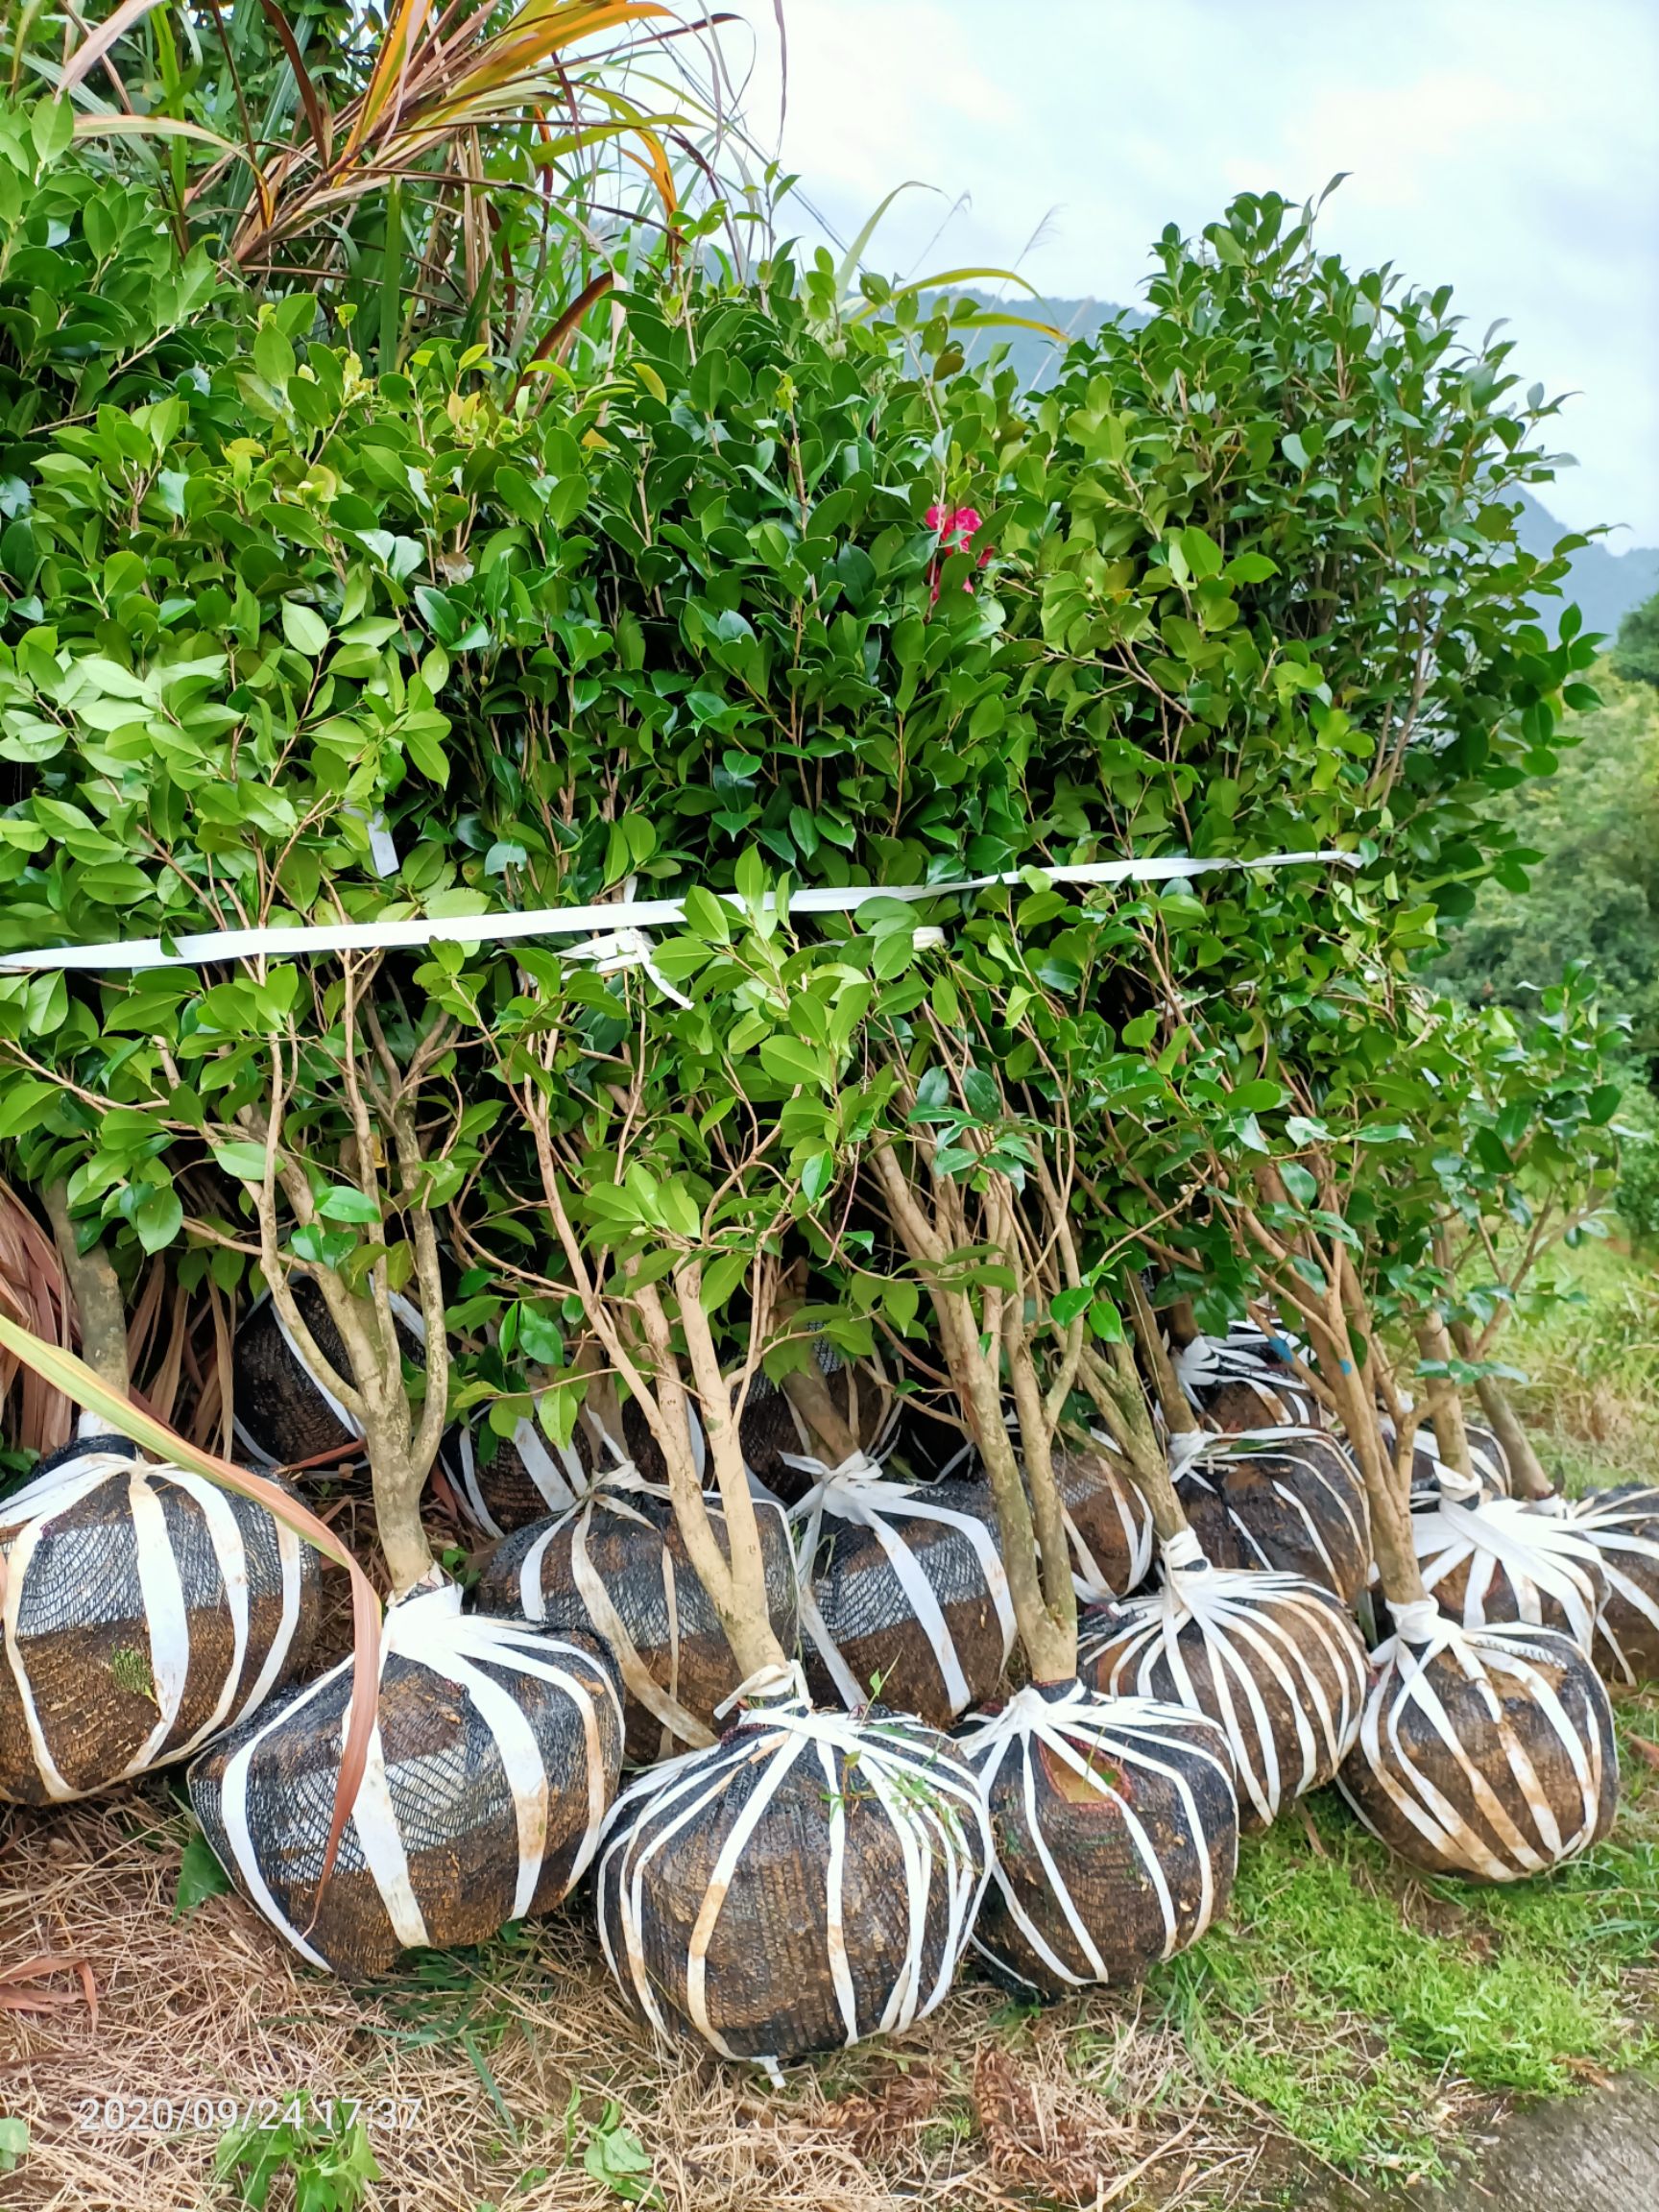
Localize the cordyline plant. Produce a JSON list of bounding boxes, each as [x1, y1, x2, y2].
[[24, 0, 716, 370]]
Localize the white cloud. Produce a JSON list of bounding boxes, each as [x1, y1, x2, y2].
[[711, 0, 1659, 541]]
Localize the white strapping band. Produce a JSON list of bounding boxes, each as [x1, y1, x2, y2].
[[0, 852, 1358, 975]]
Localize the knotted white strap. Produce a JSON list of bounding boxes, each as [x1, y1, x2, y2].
[[1161, 1528, 1209, 1574], [714, 1660, 810, 1718], [1390, 1598, 1445, 1647], [562, 925, 691, 1008]]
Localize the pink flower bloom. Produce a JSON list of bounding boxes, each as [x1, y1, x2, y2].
[[926, 503, 993, 607]]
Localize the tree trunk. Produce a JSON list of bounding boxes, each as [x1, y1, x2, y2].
[[866, 1136, 1073, 1683], [1079, 1341, 1191, 1545], [1417, 1311, 1474, 1480], [1449, 1315, 1554, 1501], [670, 1264, 788, 1683], [44, 1180, 129, 1402], [1125, 1273, 1199, 1436], [1475, 1375, 1553, 1502], [1317, 1334, 1428, 1608]]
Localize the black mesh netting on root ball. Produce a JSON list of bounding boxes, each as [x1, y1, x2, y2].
[[1057, 1446, 1155, 1601], [472, 1464, 798, 1765], [733, 1348, 886, 1507], [231, 1282, 425, 1470], [1170, 1428, 1371, 1608], [955, 1679, 1238, 2000], [0, 1433, 319, 1805], [788, 1452, 1016, 1728], [1564, 1486, 1659, 1684], [1175, 1324, 1325, 1433], [1078, 1535, 1367, 1832], [190, 1579, 622, 1977], [593, 1671, 992, 2073], [1337, 1602, 1618, 1881], [437, 1406, 590, 1537], [1405, 1492, 1607, 1654]]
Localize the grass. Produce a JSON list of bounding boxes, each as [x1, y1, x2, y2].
[[1507, 1232, 1659, 1491], [1140, 1692, 1659, 2182]]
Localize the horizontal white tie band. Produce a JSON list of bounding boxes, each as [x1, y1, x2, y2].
[[0, 851, 1358, 974]]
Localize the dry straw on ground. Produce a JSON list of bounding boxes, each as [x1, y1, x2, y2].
[[0, 1777, 1260, 2212]]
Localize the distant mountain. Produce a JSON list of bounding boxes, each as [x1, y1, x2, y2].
[[1514, 492, 1659, 644], [955, 294, 1657, 641]]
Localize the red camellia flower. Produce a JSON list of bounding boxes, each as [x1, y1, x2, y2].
[[926, 503, 994, 606]]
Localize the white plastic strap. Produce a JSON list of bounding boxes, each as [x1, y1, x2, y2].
[[0, 852, 1358, 974], [1391, 1598, 1444, 1646], [344, 805, 400, 878], [561, 925, 692, 1009], [1161, 1528, 1208, 1573]]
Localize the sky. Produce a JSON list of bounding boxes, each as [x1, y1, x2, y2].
[[707, 0, 1659, 546]]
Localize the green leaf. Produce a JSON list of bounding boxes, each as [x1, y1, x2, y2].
[[212, 1142, 282, 1183], [583, 2109, 656, 2203], [134, 1187, 183, 1254], [174, 1828, 231, 1918], [252, 322, 296, 390], [1280, 1163, 1318, 1209], [682, 885, 733, 944], [318, 1188, 381, 1224], [758, 1036, 827, 1090], [281, 600, 329, 658], [517, 1308, 565, 1365], [801, 1151, 835, 1203], [700, 1248, 750, 1311], [1088, 1296, 1125, 1344], [0, 2116, 26, 2174]]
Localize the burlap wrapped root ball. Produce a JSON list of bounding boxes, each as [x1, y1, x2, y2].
[[1337, 1602, 1618, 1881], [190, 1579, 622, 1976], [438, 1405, 590, 1537], [1564, 1486, 1659, 1684], [1176, 1323, 1325, 1432], [473, 1466, 798, 1765], [1407, 1493, 1607, 1654], [1079, 1536, 1366, 1831], [790, 1454, 1016, 1726], [1, 1434, 319, 1805], [232, 1281, 425, 1470], [595, 1675, 991, 2071], [733, 1347, 881, 1506], [1057, 1446, 1155, 1600], [957, 1680, 1238, 2000], [1172, 1428, 1370, 1608]]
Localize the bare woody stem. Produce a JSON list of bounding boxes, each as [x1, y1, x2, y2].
[[1078, 1339, 1190, 1543], [1124, 1271, 1198, 1437], [1452, 1317, 1553, 1500], [868, 1135, 1074, 1681], [669, 1262, 788, 1681], [1239, 1157, 1429, 1607], [44, 1179, 130, 1402], [1416, 1310, 1473, 1481]]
